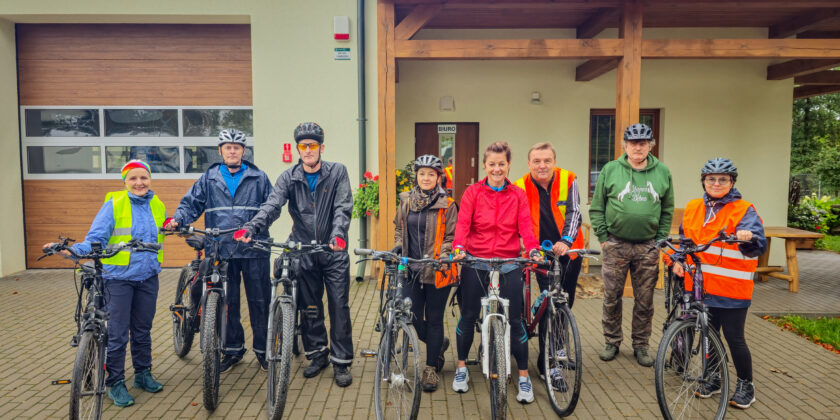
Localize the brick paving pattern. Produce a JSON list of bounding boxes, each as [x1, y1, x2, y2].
[[1, 250, 838, 419]]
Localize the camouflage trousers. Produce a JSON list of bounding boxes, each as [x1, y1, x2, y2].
[[601, 236, 659, 349]]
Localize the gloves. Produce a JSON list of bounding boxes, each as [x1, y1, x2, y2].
[[528, 248, 542, 259], [391, 245, 402, 255], [233, 228, 252, 241], [331, 237, 346, 251], [162, 217, 176, 230]]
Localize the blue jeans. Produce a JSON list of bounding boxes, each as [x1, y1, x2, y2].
[[224, 258, 270, 356], [104, 274, 159, 386]]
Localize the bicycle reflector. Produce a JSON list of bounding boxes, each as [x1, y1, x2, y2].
[[541, 240, 553, 251]]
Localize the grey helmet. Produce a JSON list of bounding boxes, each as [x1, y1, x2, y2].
[[293, 122, 324, 143], [413, 154, 444, 174], [701, 157, 738, 181], [623, 123, 653, 141], [218, 128, 247, 147]]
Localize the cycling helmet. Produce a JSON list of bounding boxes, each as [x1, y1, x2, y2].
[[293, 122, 324, 143], [623, 123, 653, 141], [218, 129, 247, 147], [413, 154, 444, 174], [701, 157, 738, 181]]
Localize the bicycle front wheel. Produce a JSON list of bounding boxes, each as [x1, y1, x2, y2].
[[267, 301, 295, 420], [655, 319, 729, 420], [488, 317, 507, 420], [173, 264, 197, 358], [374, 319, 421, 420], [201, 291, 222, 411], [69, 330, 105, 420], [543, 302, 582, 417]]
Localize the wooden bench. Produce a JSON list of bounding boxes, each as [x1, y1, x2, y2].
[[755, 226, 823, 293]]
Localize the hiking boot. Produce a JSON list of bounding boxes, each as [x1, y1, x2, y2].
[[422, 366, 440, 392], [452, 367, 469, 393], [255, 352, 268, 371], [599, 344, 618, 361], [303, 355, 329, 378], [132, 369, 163, 393], [634, 347, 654, 367], [695, 375, 722, 399], [333, 365, 353, 387], [434, 337, 450, 373], [516, 376, 535, 404], [220, 352, 245, 373], [107, 380, 135, 407], [729, 378, 756, 409]]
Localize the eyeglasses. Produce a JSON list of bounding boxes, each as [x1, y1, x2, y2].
[[297, 143, 320, 151], [703, 176, 732, 185]]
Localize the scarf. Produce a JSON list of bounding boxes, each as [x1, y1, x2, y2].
[[408, 185, 440, 212]]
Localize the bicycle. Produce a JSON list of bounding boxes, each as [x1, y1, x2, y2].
[[249, 238, 331, 420], [522, 241, 599, 417], [355, 248, 450, 420], [654, 232, 755, 420], [457, 254, 544, 420], [162, 225, 239, 411], [170, 234, 205, 358], [41, 236, 160, 420]]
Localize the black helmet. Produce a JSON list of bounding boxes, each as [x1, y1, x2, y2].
[[218, 128, 247, 147], [623, 123, 653, 141], [413, 154, 444, 174], [701, 157, 738, 180], [293, 122, 324, 143]]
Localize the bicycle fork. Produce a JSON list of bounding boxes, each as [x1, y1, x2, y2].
[[481, 270, 511, 380]]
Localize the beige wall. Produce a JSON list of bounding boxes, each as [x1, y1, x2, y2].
[[0, 18, 25, 276], [0, 1, 379, 274], [396, 28, 792, 264]]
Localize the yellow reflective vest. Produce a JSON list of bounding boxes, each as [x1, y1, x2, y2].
[[101, 190, 166, 265]]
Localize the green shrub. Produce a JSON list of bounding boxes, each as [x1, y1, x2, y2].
[[788, 194, 840, 232]]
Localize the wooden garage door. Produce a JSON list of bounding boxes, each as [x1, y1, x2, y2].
[[18, 24, 253, 268]]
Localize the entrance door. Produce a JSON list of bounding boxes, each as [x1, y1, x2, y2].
[[415, 123, 479, 202]]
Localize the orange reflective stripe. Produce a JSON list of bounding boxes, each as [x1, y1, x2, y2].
[[433, 198, 458, 288]]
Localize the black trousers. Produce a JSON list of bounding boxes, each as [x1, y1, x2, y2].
[[536, 255, 582, 366], [708, 306, 752, 382], [297, 251, 354, 366], [224, 258, 271, 356], [406, 278, 452, 367]]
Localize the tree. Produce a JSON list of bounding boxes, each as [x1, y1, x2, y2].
[[790, 93, 840, 177]]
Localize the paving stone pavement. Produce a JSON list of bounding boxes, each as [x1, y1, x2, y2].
[[0, 250, 838, 419]]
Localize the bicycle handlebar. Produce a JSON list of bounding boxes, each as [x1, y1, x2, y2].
[[251, 239, 331, 254], [459, 254, 545, 268], [40, 238, 160, 261], [160, 225, 239, 238], [353, 248, 452, 269], [657, 231, 757, 257]]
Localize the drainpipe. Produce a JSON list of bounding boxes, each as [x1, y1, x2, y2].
[[355, 0, 368, 282]]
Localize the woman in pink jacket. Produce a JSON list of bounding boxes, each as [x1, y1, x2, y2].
[[450, 141, 542, 404]]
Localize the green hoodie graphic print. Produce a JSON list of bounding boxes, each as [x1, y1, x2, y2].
[[590, 153, 674, 244]]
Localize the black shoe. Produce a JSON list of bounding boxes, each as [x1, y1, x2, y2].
[[220, 351, 245, 373], [729, 378, 756, 409], [303, 355, 329, 378], [334, 365, 353, 387], [435, 337, 450, 373], [695, 375, 721, 399], [255, 353, 268, 371]]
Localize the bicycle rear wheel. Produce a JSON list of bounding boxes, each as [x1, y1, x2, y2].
[[655, 319, 729, 420], [488, 317, 507, 420], [267, 301, 295, 420], [543, 302, 582, 417], [69, 330, 105, 420], [374, 319, 421, 420], [173, 265, 197, 358], [202, 291, 222, 411]]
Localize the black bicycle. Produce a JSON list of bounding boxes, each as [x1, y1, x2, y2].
[[654, 232, 755, 420], [162, 225, 239, 411], [41, 236, 160, 420], [170, 234, 205, 358], [249, 239, 330, 420], [355, 249, 449, 420]]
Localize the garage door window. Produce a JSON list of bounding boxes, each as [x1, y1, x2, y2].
[[21, 106, 254, 179]]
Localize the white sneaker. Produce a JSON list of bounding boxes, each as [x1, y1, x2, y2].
[[452, 367, 469, 393], [516, 376, 535, 404]]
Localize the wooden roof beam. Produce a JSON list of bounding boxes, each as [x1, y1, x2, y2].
[[794, 84, 840, 99], [395, 38, 624, 59], [769, 9, 840, 39], [395, 4, 442, 40], [576, 58, 620, 81], [577, 8, 619, 39], [768, 59, 840, 80], [641, 39, 840, 59], [794, 70, 840, 84]]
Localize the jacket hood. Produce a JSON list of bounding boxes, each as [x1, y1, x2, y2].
[[478, 176, 514, 191], [127, 190, 155, 204], [207, 160, 264, 179], [703, 188, 742, 206], [290, 160, 335, 181], [617, 153, 660, 172]]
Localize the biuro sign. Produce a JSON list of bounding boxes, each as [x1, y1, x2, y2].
[[437, 124, 456, 134]]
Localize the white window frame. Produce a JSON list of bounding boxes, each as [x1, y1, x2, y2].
[[20, 105, 254, 180]]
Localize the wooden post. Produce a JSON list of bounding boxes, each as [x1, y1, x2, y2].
[[616, 0, 643, 298], [784, 239, 799, 292], [377, 0, 397, 258]]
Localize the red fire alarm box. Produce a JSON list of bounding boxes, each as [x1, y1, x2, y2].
[[282, 143, 293, 163]]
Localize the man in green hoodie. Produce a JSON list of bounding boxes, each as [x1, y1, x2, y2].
[[589, 123, 674, 367]]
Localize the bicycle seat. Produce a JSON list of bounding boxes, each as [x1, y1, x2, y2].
[[185, 235, 205, 251]]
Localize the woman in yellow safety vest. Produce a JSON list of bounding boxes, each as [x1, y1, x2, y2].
[[45, 159, 166, 408]]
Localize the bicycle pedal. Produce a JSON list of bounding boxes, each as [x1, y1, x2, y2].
[[360, 350, 377, 358], [375, 322, 381, 333], [69, 336, 80, 347], [51, 379, 72, 385], [465, 359, 479, 366]]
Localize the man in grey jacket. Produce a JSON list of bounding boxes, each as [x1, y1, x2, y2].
[[235, 122, 355, 387]]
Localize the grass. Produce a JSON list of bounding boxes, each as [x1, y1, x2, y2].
[[815, 233, 840, 253], [764, 315, 840, 355]]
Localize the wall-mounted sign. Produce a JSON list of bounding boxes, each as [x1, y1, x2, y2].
[[334, 48, 350, 60], [437, 124, 456, 134]]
